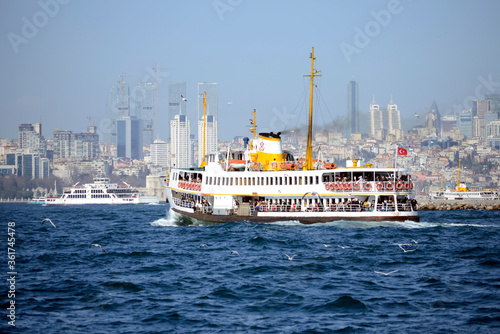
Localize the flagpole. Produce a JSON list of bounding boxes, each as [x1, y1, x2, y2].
[[394, 145, 397, 169]]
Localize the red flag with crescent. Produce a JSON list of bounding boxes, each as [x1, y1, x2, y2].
[[397, 147, 407, 155]]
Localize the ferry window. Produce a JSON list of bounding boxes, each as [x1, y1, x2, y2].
[[310, 176, 314, 184], [284, 177, 287, 185], [252, 178, 256, 186], [279, 177, 283, 185], [315, 176, 319, 184], [231, 178, 233, 186], [270, 178, 273, 186], [299, 177, 302, 185], [289, 177, 292, 185], [222, 178, 225, 186], [218, 178, 221, 186], [244, 178, 247, 186], [266, 177, 269, 185], [304, 177, 308, 185], [256, 178, 259, 186], [261, 177, 264, 185]]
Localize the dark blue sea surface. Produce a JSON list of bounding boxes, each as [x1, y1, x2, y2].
[[1, 203, 500, 333]]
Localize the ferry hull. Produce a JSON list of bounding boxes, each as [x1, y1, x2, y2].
[[171, 207, 419, 225]]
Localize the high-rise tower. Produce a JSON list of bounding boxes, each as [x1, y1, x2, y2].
[[369, 97, 383, 140], [347, 78, 359, 137], [387, 97, 402, 135], [170, 114, 192, 168], [168, 82, 187, 140]]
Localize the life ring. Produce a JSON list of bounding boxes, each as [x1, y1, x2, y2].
[[386, 182, 394, 190], [404, 182, 410, 190], [353, 183, 360, 191], [325, 183, 330, 191], [338, 183, 343, 191], [345, 182, 352, 191], [376, 182, 383, 190], [330, 183, 335, 191], [365, 183, 372, 190], [396, 182, 403, 190], [297, 162, 303, 169], [409, 182, 413, 189]]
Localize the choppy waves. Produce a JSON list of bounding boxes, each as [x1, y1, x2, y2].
[[2, 204, 500, 333]]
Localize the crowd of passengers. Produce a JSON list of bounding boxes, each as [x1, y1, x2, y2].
[[326, 174, 412, 183]]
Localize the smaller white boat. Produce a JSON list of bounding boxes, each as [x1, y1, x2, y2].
[[27, 197, 47, 204], [45, 177, 159, 205]]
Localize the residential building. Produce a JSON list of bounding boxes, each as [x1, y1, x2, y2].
[[170, 114, 192, 168], [369, 98, 383, 140]]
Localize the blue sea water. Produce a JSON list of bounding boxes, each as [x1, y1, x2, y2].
[[1, 203, 500, 333]]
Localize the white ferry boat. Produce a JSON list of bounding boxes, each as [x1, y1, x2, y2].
[[45, 177, 159, 205], [429, 160, 499, 200], [160, 48, 419, 224]]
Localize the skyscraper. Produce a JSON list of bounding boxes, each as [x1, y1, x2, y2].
[[347, 78, 359, 137], [168, 82, 187, 140], [170, 115, 192, 168], [387, 97, 402, 135], [135, 81, 155, 145], [369, 98, 383, 140], [485, 94, 500, 116], [105, 76, 131, 143], [426, 100, 441, 136], [116, 116, 143, 160], [459, 110, 472, 139]]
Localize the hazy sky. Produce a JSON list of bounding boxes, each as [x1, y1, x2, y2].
[[1, 0, 500, 142]]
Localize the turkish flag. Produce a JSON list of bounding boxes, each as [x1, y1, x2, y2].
[[397, 147, 407, 155]]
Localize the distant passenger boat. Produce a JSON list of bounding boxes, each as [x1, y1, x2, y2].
[[27, 197, 47, 204], [45, 177, 159, 205]]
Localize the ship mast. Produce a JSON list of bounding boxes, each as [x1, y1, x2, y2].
[[304, 47, 321, 170], [199, 92, 207, 168], [249, 109, 256, 140]]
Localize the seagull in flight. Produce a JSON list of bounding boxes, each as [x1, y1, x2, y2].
[[90, 243, 106, 252], [285, 254, 297, 261], [414, 113, 420, 118], [374, 270, 399, 276], [396, 243, 416, 253], [199, 244, 208, 248], [323, 244, 331, 248], [338, 245, 351, 249], [41, 218, 56, 228], [230, 250, 240, 256], [181, 95, 187, 102]]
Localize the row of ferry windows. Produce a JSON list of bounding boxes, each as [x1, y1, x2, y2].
[[205, 175, 320, 186], [67, 194, 111, 198]]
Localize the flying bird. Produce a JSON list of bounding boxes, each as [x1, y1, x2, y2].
[[90, 243, 106, 252], [338, 245, 351, 249], [414, 113, 420, 118], [230, 250, 240, 256], [199, 244, 208, 248], [181, 95, 187, 102], [323, 244, 331, 248], [285, 254, 297, 261], [396, 243, 416, 253], [374, 270, 399, 276], [41, 218, 56, 228]]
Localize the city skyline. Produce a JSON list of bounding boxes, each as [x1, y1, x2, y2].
[[1, 1, 500, 142]]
